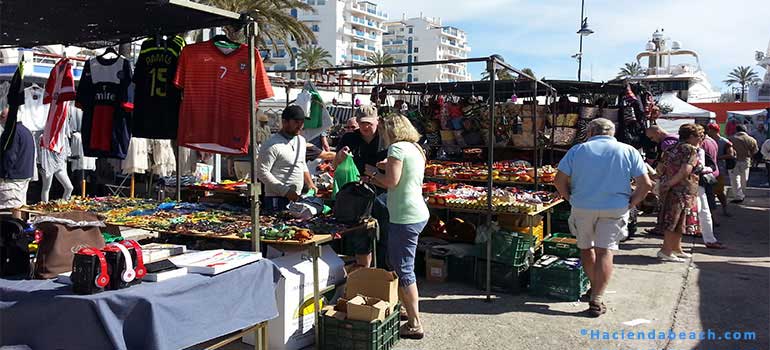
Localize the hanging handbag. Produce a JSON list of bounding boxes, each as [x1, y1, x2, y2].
[[32, 211, 106, 279], [334, 181, 376, 224]]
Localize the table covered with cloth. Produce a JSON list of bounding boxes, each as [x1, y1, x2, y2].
[[0, 259, 281, 350]]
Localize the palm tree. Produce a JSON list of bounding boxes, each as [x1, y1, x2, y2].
[[201, 0, 316, 56], [520, 68, 535, 79], [616, 62, 644, 79], [364, 52, 398, 84], [480, 68, 514, 81], [723, 66, 762, 102], [297, 46, 332, 80]]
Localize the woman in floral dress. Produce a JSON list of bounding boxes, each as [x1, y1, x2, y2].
[[656, 123, 703, 262]]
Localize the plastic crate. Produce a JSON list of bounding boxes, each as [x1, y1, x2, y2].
[[319, 302, 401, 350], [448, 255, 476, 284], [529, 261, 588, 301], [543, 233, 580, 258], [478, 231, 535, 268], [475, 259, 530, 294]]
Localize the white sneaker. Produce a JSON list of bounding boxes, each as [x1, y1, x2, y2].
[[657, 250, 685, 262], [674, 251, 692, 259]]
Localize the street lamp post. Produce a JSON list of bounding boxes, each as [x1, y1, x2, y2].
[[575, 0, 594, 81]]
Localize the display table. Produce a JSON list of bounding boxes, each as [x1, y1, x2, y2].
[[0, 260, 281, 350]]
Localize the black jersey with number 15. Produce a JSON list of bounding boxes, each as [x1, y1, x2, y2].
[[132, 35, 186, 139]]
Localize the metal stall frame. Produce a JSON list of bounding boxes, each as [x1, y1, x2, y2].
[[271, 56, 557, 303]]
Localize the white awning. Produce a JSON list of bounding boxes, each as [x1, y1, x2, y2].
[[726, 109, 768, 117], [658, 92, 715, 119]]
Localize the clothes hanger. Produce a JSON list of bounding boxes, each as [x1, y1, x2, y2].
[[100, 46, 119, 59], [211, 34, 240, 49]]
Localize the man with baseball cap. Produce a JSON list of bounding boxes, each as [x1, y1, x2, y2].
[[334, 105, 388, 268], [257, 105, 316, 210]]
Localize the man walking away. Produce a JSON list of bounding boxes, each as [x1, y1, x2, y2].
[[728, 125, 758, 203], [760, 137, 770, 187], [555, 118, 653, 317], [705, 123, 735, 215]]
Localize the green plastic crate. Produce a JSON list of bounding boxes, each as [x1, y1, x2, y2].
[[477, 231, 535, 268], [475, 258, 530, 294], [319, 302, 401, 350], [448, 255, 476, 284], [529, 261, 588, 301], [543, 233, 580, 258]]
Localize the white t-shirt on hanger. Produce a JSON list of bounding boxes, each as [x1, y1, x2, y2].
[[19, 86, 48, 132]]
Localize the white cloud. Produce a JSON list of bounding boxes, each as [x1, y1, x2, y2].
[[379, 0, 770, 90]]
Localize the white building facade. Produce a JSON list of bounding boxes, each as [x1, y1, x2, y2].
[[266, 0, 388, 75], [383, 17, 471, 83]]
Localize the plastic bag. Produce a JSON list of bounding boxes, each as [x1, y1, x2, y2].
[[332, 155, 360, 199]]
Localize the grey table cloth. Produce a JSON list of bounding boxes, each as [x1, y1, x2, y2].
[[0, 259, 281, 350]]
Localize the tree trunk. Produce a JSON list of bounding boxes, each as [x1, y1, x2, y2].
[[741, 84, 746, 102]]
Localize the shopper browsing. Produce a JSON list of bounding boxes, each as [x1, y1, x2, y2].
[[656, 124, 703, 263], [256, 105, 316, 210], [705, 123, 735, 216], [0, 104, 35, 218], [335, 105, 388, 269], [696, 127, 725, 249], [366, 114, 429, 339], [728, 124, 758, 203], [554, 118, 652, 318]]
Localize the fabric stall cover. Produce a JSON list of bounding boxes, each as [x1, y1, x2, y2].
[[658, 92, 715, 119], [297, 82, 333, 143]]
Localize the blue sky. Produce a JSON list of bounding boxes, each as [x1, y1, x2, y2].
[[385, 0, 770, 91]]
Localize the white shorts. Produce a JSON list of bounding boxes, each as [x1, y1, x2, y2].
[[568, 207, 629, 250], [0, 178, 30, 210]]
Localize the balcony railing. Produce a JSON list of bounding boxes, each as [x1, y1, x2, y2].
[[351, 54, 368, 62]]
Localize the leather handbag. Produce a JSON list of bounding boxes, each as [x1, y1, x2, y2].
[[32, 211, 106, 279], [334, 181, 376, 224], [0, 216, 30, 277]]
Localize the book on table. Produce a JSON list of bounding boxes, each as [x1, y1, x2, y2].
[[169, 249, 263, 275]]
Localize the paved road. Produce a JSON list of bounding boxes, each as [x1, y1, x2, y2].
[[204, 187, 769, 350]]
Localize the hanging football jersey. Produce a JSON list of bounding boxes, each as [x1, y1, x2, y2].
[[19, 86, 48, 132], [173, 40, 274, 155], [133, 35, 185, 139], [40, 58, 76, 153], [75, 55, 133, 159]]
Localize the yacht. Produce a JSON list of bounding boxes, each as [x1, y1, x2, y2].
[[629, 29, 721, 103], [749, 38, 770, 102]]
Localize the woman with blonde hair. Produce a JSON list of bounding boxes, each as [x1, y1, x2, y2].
[[366, 113, 429, 339]]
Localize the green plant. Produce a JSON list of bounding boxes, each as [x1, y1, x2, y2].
[[723, 66, 762, 102]]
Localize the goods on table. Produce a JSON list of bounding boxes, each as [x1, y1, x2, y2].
[[28, 197, 352, 241], [425, 184, 558, 214], [425, 161, 557, 184]]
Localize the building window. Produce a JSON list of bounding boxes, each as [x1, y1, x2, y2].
[[400, 28, 404, 32], [290, 9, 298, 18], [413, 47, 419, 53], [408, 28, 413, 34], [414, 77, 419, 82], [311, 24, 320, 32], [307, 0, 315, 4], [413, 56, 418, 62], [317, 0, 325, 4]]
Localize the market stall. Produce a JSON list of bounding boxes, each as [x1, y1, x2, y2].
[[0, 1, 281, 349]]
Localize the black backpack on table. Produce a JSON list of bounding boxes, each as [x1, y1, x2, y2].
[[334, 182, 376, 224], [1, 216, 30, 277]]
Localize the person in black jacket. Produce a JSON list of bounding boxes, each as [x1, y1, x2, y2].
[[0, 105, 35, 216]]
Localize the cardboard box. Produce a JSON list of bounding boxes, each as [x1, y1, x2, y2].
[[426, 255, 448, 283], [321, 305, 347, 321], [243, 245, 345, 350], [345, 268, 399, 313], [346, 295, 390, 322]]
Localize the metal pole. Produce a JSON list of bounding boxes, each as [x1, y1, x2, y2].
[[577, 0, 585, 81], [176, 145, 181, 202], [485, 57, 496, 303], [533, 80, 539, 189], [247, 19, 261, 253], [81, 168, 86, 197]]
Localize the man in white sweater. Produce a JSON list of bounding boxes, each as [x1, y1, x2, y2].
[[257, 105, 316, 210]]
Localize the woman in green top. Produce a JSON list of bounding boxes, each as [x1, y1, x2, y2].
[[367, 114, 429, 339]]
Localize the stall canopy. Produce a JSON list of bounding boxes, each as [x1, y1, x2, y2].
[[0, 0, 242, 48], [726, 109, 768, 117], [658, 92, 715, 119]]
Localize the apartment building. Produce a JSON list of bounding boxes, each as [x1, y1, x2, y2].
[[266, 0, 388, 77], [383, 16, 471, 83]]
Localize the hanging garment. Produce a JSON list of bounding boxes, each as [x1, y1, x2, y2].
[[121, 138, 150, 174], [19, 86, 48, 132], [75, 55, 133, 159], [67, 105, 97, 171], [41, 58, 76, 153], [39, 147, 69, 178], [149, 140, 176, 177], [133, 35, 186, 139], [173, 40, 274, 155], [1, 63, 26, 161]]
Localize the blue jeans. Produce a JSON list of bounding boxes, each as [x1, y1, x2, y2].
[[388, 220, 427, 287]]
